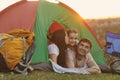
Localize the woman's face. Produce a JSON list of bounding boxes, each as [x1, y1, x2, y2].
[[65, 32, 69, 45], [68, 32, 78, 46]]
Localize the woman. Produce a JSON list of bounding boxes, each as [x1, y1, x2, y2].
[[48, 22, 69, 67], [31, 22, 68, 71]]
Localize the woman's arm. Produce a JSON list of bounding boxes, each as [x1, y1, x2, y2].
[[49, 54, 58, 63], [48, 44, 59, 63]]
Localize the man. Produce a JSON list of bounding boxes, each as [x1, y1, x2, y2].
[[66, 38, 101, 74]]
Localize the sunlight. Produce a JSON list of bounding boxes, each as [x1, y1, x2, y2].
[[59, 0, 120, 19], [46, 0, 59, 3], [0, 0, 20, 11]]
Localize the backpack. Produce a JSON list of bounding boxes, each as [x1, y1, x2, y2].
[[110, 60, 120, 74], [0, 29, 34, 71], [106, 32, 120, 57]]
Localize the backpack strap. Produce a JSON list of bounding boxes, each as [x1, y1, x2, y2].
[[22, 37, 27, 61], [13, 39, 36, 75], [24, 38, 36, 64]]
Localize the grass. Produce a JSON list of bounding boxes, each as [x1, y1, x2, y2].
[[0, 71, 120, 80]]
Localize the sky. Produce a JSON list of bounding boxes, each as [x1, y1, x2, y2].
[[0, 0, 120, 19]]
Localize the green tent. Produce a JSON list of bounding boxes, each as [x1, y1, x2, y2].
[[0, 0, 107, 64]]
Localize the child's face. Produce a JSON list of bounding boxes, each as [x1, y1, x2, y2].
[[68, 32, 78, 46]]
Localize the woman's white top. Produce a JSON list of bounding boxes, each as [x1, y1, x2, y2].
[[48, 43, 59, 56]]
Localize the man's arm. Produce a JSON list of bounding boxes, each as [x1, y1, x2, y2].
[[86, 54, 101, 74], [86, 62, 101, 74]]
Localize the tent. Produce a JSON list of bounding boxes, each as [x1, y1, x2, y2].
[[0, 0, 107, 64]]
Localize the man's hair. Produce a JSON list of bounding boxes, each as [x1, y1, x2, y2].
[[78, 38, 92, 49], [67, 29, 78, 36]]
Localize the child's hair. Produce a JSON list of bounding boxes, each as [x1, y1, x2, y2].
[[67, 29, 78, 36]]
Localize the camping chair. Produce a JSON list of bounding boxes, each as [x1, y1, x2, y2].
[[105, 32, 120, 57]]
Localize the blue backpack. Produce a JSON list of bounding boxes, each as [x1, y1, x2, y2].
[[106, 32, 120, 57]]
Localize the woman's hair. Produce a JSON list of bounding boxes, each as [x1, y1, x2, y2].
[[51, 29, 67, 67]]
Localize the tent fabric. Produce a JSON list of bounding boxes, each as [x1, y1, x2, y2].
[[32, 0, 106, 64], [0, 0, 106, 64], [0, 1, 38, 33], [106, 32, 120, 57], [49, 21, 65, 34]]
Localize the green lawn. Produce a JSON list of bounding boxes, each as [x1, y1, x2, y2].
[[0, 71, 120, 80]]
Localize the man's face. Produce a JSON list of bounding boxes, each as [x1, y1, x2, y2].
[[77, 41, 91, 56], [68, 33, 78, 46]]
